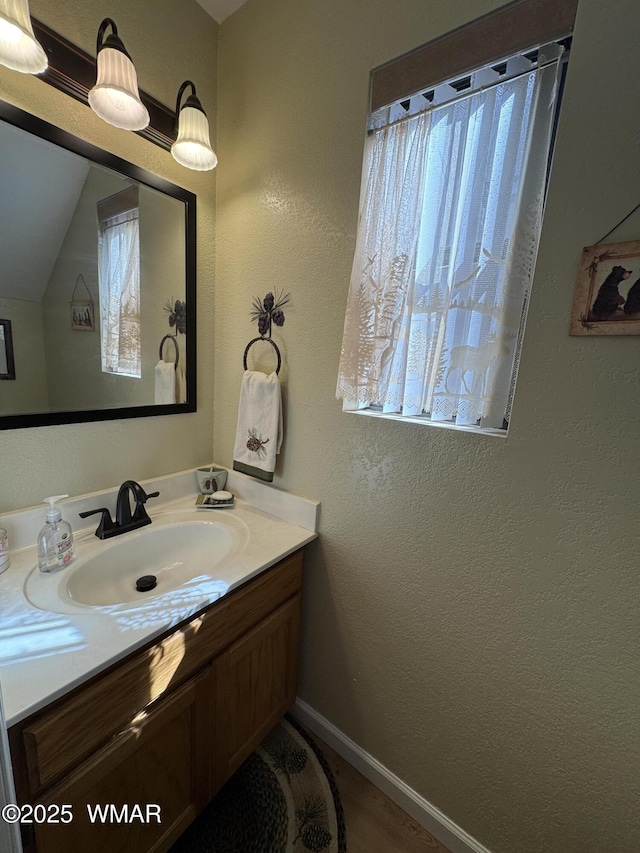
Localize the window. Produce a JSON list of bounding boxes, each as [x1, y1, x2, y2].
[[97, 186, 141, 378], [337, 0, 576, 433]]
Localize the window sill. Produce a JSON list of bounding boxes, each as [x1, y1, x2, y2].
[[344, 407, 508, 438]]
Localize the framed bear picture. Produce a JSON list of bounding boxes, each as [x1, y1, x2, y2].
[[570, 238, 640, 335]]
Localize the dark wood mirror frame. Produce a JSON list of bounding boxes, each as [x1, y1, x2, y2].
[[0, 99, 197, 430]]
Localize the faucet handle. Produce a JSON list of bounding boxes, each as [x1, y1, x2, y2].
[[79, 507, 116, 539], [132, 489, 159, 523]]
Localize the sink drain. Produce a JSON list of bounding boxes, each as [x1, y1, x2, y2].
[[136, 575, 157, 592]]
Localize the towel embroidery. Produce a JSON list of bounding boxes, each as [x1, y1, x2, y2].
[[247, 427, 270, 457]]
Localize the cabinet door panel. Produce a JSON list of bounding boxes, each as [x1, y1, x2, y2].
[[214, 594, 301, 786], [33, 671, 211, 853], [22, 626, 193, 795]]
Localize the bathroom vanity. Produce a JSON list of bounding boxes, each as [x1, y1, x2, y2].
[[9, 549, 302, 852], [0, 468, 318, 853]]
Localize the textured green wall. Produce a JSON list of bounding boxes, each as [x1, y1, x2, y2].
[[214, 1, 640, 851]]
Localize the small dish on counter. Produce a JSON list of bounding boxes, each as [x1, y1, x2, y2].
[[196, 491, 235, 509]]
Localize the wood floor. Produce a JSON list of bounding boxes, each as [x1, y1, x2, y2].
[[315, 735, 453, 853]]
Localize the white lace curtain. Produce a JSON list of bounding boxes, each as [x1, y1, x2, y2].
[[98, 209, 141, 378], [337, 56, 562, 430]]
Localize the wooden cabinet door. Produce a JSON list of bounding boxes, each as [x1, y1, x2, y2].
[[213, 593, 301, 789], [32, 670, 211, 853]]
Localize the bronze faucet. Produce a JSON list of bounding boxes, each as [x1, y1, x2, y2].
[[79, 481, 160, 540]]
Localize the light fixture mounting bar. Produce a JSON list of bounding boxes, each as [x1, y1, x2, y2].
[[32, 18, 176, 150]]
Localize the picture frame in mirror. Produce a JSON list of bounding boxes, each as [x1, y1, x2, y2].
[[0, 320, 15, 381]]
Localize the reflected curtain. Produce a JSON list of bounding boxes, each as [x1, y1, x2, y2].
[[98, 209, 141, 378]]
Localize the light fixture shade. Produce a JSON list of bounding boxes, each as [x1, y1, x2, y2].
[[0, 0, 47, 73], [171, 105, 217, 171], [88, 20, 149, 132], [171, 82, 216, 172]]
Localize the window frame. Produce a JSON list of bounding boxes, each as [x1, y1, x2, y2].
[[337, 0, 578, 435]]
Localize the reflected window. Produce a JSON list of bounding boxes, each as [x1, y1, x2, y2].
[[97, 186, 141, 377]]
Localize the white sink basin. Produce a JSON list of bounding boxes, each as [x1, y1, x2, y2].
[[25, 510, 249, 614]]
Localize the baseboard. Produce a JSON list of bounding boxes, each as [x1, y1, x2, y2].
[[291, 698, 493, 853]]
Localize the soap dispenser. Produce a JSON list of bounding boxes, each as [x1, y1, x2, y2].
[[37, 495, 76, 573]]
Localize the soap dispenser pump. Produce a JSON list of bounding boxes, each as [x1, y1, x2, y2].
[[37, 495, 76, 573]]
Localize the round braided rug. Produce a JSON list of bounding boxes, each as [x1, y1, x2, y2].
[[170, 716, 346, 853]]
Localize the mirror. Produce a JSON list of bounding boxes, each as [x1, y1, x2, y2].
[[0, 100, 196, 430]]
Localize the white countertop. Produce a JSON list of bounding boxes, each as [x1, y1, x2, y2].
[[0, 469, 318, 728]]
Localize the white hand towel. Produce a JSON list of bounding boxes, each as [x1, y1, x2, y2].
[[155, 360, 176, 404], [233, 370, 283, 482]]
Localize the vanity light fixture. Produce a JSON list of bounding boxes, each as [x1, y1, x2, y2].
[[88, 18, 149, 132], [171, 80, 217, 171], [0, 0, 47, 73]]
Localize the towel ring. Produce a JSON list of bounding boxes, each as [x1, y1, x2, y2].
[[159, 334, 179, 369], [243, 337, 281, 375]]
